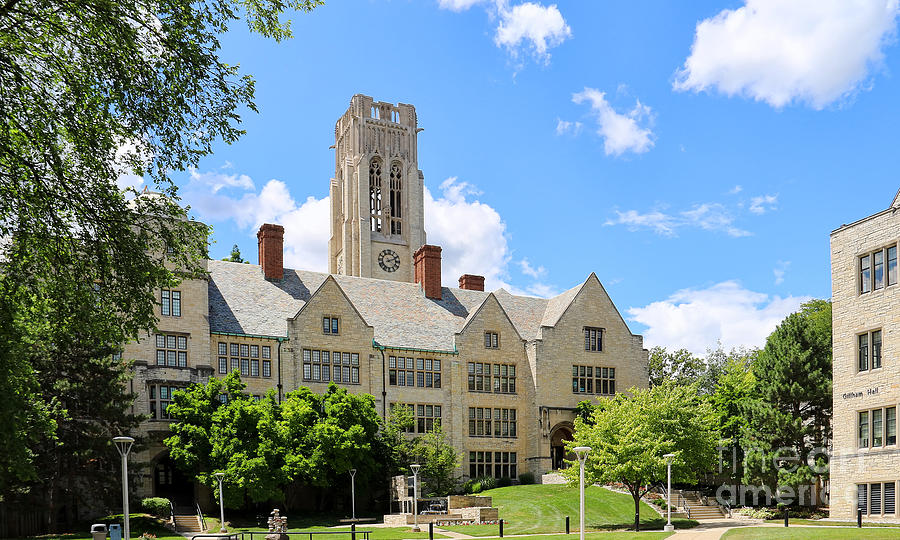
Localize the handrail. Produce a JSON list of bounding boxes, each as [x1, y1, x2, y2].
[[196, 502, 207, 532], [677, 493, 691, 519], [234, 531, 373, 540]]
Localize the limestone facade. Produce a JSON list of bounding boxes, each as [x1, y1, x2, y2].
[[123, 96, 649, 505], [830, 189, 900, 521]]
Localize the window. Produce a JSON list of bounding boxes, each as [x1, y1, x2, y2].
[[149, 384, 183, 420], [888, 407, 897, 446], [859, 330, 883, 372], [389, 162, 402, 235], [303, 349, 360, 384], [859, 334, 869, 372], [389, 356, 441, 388], [887, 482, 897, 515], [873, 330, 882, 369], [468, 451, 517, 479], [861, 254, 872, 293], [155, 334, 187, 367], [323, 316, 340, 335], [584, 327, 603, 352], [468, 408, 516, 438], [393, 403, 442, 434], [467, 363, 515, 393], [860, 244, 900, 294], [859, 482, 897, 516], [160, 290, 181, 317], [572, 365, 615, 395], [889, 246, 898, 286], [369, 158, 383, 232], [484, 332, 499, 349], [875, 250, 885, 290], [859, 411, 869, 448], [221, 341, 272, 377], [860, 406, 897, 448]]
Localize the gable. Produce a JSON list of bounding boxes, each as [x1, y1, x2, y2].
[[290, 276, 371, 334], [550, 273, 636, 337], [893, 188, 900, 209], [457, 293, 524, 344]]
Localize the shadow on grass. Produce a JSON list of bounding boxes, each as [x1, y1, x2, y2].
[[592, 517, 699, 531]]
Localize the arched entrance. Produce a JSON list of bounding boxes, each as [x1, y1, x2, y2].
[[550, 423, 574, 470], [153, 452, 194, 508]]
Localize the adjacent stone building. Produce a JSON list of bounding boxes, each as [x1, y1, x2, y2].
[[830, 189, 900, 521], [127, 95, 649, 504]]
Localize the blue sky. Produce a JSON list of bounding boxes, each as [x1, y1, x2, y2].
[[159, 0, 900, 355]]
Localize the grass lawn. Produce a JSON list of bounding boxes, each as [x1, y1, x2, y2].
[[439, 484, 696, 535], [722, 527, 900, 539], [764, 519, 900, 528], [204, 517, 448, 540], [516, 534, 673, 539]]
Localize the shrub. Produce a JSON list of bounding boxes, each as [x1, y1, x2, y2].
[[470, 481, 482, 494], [497, 476, 513, 488], [141, 497, 170, 519], [478, 476, 498, 491], [518, 472, 535, 485]]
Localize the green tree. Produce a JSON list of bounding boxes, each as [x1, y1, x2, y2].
[[709, 350, 756, 484], [648, 347, 705, 388], [223, 244, 247, 263], [567, 384, 718, 531], [412, 425, 461, 496], [0, 0, 322, 491], [381, 403, 416, 477], [167, 379, 388, 510], [742, 300, 831, 503]]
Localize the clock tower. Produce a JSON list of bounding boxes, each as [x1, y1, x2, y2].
[[328, 95, 426, 282]]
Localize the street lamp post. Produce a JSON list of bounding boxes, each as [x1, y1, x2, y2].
[[349, 469, 357, 521], [410, 464, 421, 532], [663, 454, 675, 532], [573, 447, 591, 540], [113, 436, 135, 540], [214, 472, 226, 532]]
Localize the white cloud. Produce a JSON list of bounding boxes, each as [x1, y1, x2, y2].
[[628, 281, 812, 356], [494, 2, 572, 63], [425, 177, 510, 290], [518, 258, 546, 278], [188, 167, 254, 194], [437, 0, 486, 11], [572, 88, 655, 156], [729, 185, 743, 195], [555, 118, 582, 136], [749, 194, 778, 214], [674, 0, 900, 109], [773, 260, 790, 285], [605, 202, 751, 237], [183, 167, 559, 296]]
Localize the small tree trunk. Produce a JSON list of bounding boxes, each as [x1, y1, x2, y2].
[[633, 492, 641, 532]]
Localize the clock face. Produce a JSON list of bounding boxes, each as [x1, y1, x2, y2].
[[378, 249, 401, 272]]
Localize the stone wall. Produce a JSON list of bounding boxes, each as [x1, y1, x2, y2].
[[830, 202, 900, 521]]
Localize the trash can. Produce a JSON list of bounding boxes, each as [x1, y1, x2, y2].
[[91, 524, 107, 540], [109, 523, 122, 540]]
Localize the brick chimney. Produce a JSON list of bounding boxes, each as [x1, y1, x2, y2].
[[257, 223, 284, 280], [414, 244, 442, 300], [458, 274, 485, 291]]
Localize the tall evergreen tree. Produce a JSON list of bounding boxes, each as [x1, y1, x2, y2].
[[742, 300, 831, 502]]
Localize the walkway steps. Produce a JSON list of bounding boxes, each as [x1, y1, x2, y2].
[[681, 494, 726, 520], [173, 515, 204, 533]]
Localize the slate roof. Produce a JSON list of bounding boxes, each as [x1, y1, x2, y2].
[[208, 260, 591, 350]]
